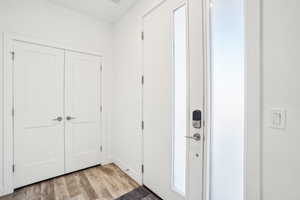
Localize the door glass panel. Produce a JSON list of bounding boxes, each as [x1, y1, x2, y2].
[[173, 5, 187, 196], [210, 0, 245, 200]]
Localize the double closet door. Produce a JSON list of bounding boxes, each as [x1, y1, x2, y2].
[[13, 41, 102, 188]]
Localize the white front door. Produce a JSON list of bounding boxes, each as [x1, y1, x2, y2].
[[142, 0, 205, 199], [65, 51, 102, 173], [142, 1, 174, 198], [13, 41, 65, 188]]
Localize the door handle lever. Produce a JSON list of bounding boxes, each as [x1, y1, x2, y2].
[[52, 117, 63, 122], [66, 116, 76, 121], [185, 133, 201, 141]]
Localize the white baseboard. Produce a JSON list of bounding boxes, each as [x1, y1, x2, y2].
[[112, 158, 142, 185], [101, 156, 113, 165]]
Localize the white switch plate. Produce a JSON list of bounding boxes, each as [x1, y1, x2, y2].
[[270, 109, 286, 129]]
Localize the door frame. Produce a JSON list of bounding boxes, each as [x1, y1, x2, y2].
[[2, 32, 104, 195]]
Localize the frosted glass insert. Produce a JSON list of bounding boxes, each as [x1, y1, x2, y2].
[[210, 0, 245, 200], [173, 5, 187, 196]]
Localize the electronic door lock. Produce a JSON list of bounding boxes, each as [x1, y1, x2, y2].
[[193, 110, 202, 129]]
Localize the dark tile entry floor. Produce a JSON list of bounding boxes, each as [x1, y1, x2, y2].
[[116, 187, 161, 200]]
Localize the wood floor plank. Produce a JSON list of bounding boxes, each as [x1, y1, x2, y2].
[[102, 165, 138, 197], [13, 188, 28, 200], [77, 171, 98, 200], [91, 167, 118, 199], [101, 166, 127, 193], [53, 177, 69, 200], [111, 165, 139, 189], [65, 173, 82, 198], [0, 164, 139, 200], [73, 172, 91, 200], [41, 180, 55, 200], [94, 166, 122, 198], [26, 184, 42, 200], [85, 168, 114, 200]]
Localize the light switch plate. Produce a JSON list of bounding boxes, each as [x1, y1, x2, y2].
[[270, 109, 286, 129]]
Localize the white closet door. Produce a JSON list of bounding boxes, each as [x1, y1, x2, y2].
[[65, 51, 102, 173], [14, 41, 65, 188]]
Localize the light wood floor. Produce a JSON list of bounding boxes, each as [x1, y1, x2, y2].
[[0, 164, 139, 200]]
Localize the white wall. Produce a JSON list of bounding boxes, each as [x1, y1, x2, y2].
[[111, 0, 161, 183], [0, 34, 4, 195], [262, 0, 300, 200], [0, 0, 113, 195]]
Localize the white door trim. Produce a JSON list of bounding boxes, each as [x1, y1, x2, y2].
[[4, 32, 103, 58], [202, 0, 212, 199], [3, 33, 14, 196], [0, 32, 5, 197], [244, 0, 262, 199], [2, 32, 104, 195]]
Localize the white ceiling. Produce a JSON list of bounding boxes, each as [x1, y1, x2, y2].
[[48, 0, 139, 23]]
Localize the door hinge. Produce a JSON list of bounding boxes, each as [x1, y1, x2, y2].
[[141, 121, 144, 130], [12, 108, 15, 117], [141, 76, 144, 85], [100, 65, 103, 71], [100, 146, 103, 152], [100, 105, 103, 112], [141, 164, 144, 174], [141, 31, 144, 40], [12, 164, 15, 173], [11, 51, 15, 61]]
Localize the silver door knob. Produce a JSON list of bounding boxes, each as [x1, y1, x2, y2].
[[185, 133, 201, 141], [52, 117, 63, 122], [66, 116, 76, 121]]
